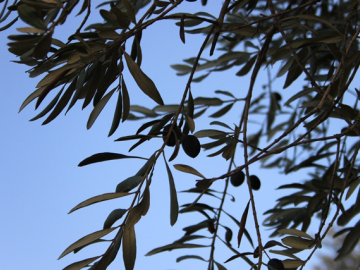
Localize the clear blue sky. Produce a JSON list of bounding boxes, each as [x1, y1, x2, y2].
[[0, 1, 355, 270]]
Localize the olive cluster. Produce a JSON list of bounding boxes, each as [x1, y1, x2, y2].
[[230, 170, 261, 190], [162, 124, 201, 158]]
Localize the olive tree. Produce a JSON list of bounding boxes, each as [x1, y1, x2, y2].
[[1, 0, 360, 269]]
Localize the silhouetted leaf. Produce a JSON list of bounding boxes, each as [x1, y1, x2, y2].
[[69, 192, 131, 213], [78, 152, 146, 166], [123, 51, 164, 105], [104, 209, 127, 229], [62, 256, 101, 270], [164, 156, 179, 226], [116, 176, 143, 193], [281, 236, 314, 249], [87, 88, 115, 129], [17, 4, 47, 30], [59, 227, 117, 259], [123, 225, 136, 270], [278, 228, 313, 240], [108, 89, 122, 137], [238, 200, 250, 248], [146, 243, 208, 256], [174, 164, 205, 178], [176, 255, 206, 262]]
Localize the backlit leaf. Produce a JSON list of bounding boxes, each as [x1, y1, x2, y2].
[[59, 227, 117, 259], [164, 156, 179, 226], [108, 89, 122, 136], [278, 228, 313, 240], [174, 164, 205, 179], [87, 88, 115, 129], [238, 200, 250, 248], [123, 225, 136, 270], [18, 4, 47, 30], [281, 236, 314, 249], [78, 152, 146, 166], [116, 176, 143, 193], [62, 256, 101, 270], [69, 192, 131, 213], [146, 243, 208, 256], [103, 209, 127, 229], [123, 51, 164, 105]]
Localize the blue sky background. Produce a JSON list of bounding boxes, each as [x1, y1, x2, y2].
[[0, 1, 357, 270]]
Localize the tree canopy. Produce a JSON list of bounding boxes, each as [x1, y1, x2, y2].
[[1, 0, 360, 269]]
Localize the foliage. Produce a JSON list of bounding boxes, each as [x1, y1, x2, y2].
[[1, 0, 360, 269], [314, 229, 360, 270]]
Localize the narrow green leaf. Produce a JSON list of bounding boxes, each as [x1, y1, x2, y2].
[[180, 14, 185, 43], [108, 89, 122, 136], [176, 255, 206, 262], [18, 4, 47, 30], [19, 87, 43, 112], [33, 32, 52, 59], [209, 103, 233, 118], [42, 78, 77, 125], [282, 259, 305, 268], [269, 249, 301, 260], [125, 184, 150, 228], [215, 90, 235, 98], [238, 200, 250, 248], [194, 129, 227, 138], [236, 55, 256, 76], [59, 227, 117, 259], [278, 228, 313, 240], [281, 236, 314, 249], [78, 152, 146, 167], [69, 192, 131, 214], [29, 87, 63, 121], [168, 135, 180, 162], [174, 164, 205, 179], [146, 243, 208, 256], [87, 88, 115, 129], [163, 156, 179, 226], [122, 0, 136, 24], [116, 176, 143, 193], [224, 253, 254, 263], [121, 78, 130, 122], [123, 225, 136, 270], [62, 256, 101, 270], [123, 51, 164, 105], [104, 209, 127, 229]]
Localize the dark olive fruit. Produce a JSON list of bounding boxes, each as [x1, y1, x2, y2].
[[162, 124, 181, 147], [273, 92, 282, 101], [250, 175, 261, 190], [230, 170, 245, 187], [181, 135, 201, 158], [267, 258, 284, 270]]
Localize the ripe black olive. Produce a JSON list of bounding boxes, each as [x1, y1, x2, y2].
[[162, 124, 181, 147], [230, 170, 245, 187], [273, 92, 282, 101], [181, 135, 200, 158], [250, 175, 261, 190], [267, 258, 284, 270]]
